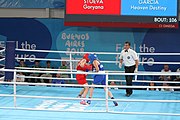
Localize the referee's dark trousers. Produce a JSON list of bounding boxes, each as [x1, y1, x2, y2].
[[125, 65, 136, 94]]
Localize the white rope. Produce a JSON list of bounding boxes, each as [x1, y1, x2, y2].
[[108, 79, 180, 84], [16, 67, 180, 83], [139, 62, 180, 65], [0, 94, 180, 103], [16, 49, 121, 55], [0, 48, 5, 53], [15, 67, 74, 71], [0, 107, 106, 113], [0, 73, 4, 76], [16, 57, 119, 63], [16, 58, 63, 62], [0, 81, 180, 89], [0, 64, 5, 67], [16, 75, 180, 84], [138, 53, 180, 56], [108, 111, 180, 116], [14, 68, 180, 84], [108, 99, 180, 103], [1, 69, 180, 76], [16, 49, 180, 56], [15, 57, 180, 65], [0, 55, 5, 58], [0, 76, 4, 80], [108, 85, 180, 89], [0, 106, 179, 116], [0, 81, 105, 88], [15, 67, 128, 73], [0, 94, 104, 101], [0, 58, 5, 61], [17, 75, 73, 80]]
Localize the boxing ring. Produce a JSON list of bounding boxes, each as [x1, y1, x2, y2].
[[0, 47, 180, 120]]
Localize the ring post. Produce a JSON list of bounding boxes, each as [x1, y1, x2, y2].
[[13, 70, 17, 107], [135, 73, 138, 81], [105, 73, 109, 112], [69, 53, 73, 79], [5, 41, 15, 81], [135, 53, 139, 81]]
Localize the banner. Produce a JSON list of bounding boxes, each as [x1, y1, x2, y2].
[[66, 0, 120, 15], [0, 18, 180, 81], [121, 0, 178, 16]]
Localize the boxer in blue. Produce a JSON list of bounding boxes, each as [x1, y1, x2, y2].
[[87, 53, 118, 106]]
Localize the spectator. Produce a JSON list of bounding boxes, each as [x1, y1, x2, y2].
[[52, 61, 69, 85], [40, 61, 53, 83], [110, 81, 118, 90], [17, 59, 27, 68], [29, 60, 41, 83], [159, 64, 172, 91], [52, 73, 65, 85], [16, 59, 27, 82], [60, 61, 68, 69], [175, 68, 180, 81], [174, 68, 180, 91], [149, 82, 155, 91], [59, 61, 70, 82]]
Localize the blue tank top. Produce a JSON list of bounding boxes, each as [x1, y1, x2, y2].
[[98, 64, 104, 71], [93, 61, 104, 71]]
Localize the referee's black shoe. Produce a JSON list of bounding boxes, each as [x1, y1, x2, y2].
[[125, 93, 132, 97]]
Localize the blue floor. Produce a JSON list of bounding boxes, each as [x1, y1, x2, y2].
[[0, 85, 180, 120]]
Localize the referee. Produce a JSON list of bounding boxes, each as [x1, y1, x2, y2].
[[119, 41, 139, 97]]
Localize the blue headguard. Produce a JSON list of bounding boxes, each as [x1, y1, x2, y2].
[[88, 53, 98, 64]]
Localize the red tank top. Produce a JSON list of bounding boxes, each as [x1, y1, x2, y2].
[[76, 59, 92, 71], [76, 59, 87, 71]]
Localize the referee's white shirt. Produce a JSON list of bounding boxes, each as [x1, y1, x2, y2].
[[119, 48, 138, 67]]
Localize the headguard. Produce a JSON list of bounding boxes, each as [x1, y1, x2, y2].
[[83, 53, 90, 63], [88, 53, 98, 64]]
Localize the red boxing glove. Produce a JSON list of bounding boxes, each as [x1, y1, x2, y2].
[[84, 64, 92, 71]]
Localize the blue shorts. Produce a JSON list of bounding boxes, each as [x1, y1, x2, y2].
[[93, 75, 106, 85]]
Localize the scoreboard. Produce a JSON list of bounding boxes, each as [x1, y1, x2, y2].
[[64, 0, 179, 28]]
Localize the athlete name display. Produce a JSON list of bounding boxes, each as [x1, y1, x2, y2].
[[65, 0, 179, 28]]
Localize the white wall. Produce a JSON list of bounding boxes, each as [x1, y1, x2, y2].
[[0, 8, 64, 18]]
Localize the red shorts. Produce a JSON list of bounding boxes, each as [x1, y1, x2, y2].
[[76, 74, 87, 85]]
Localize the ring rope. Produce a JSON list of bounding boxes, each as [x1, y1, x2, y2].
[[0, 94, 180, 103], [15, 67, 180, 75], [15, 57, 180, 65], [16, 49, 180, 56], [1, 69, 180, 76], [0, 49, 5, 53], [0, 58, 5, 62], [15, 75, 180, 84], [0, 81, 179, 89], [15, 67, 75, 71], [0, 106, 179, 116]]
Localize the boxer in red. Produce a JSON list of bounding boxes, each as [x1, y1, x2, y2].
[[76, 53, 92, 105]]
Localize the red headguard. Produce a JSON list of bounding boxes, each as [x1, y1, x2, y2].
[[83, 53, 90, 63]]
